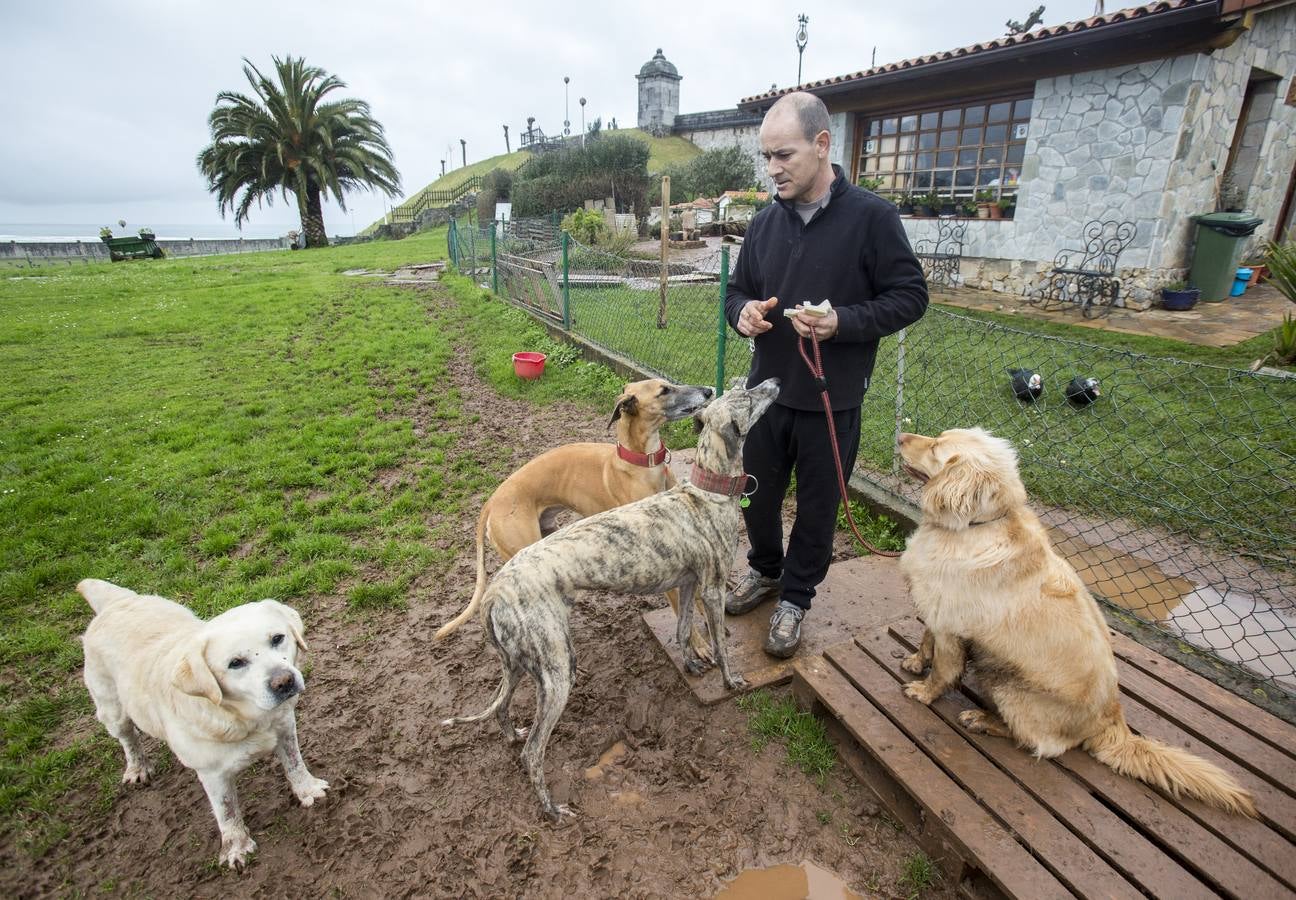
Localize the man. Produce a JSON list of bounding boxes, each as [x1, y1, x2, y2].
[[724, 92, 928, 658]]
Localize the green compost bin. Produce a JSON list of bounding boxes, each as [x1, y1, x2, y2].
[[1189, 212, 1264, 301]]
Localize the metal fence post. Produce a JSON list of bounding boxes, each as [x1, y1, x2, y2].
[[717, 245, 730, 395], [447, 218, 456, 267], [561, 230, 571, 331], [893, 327, 906, 476], [491, 222, 498, 294]]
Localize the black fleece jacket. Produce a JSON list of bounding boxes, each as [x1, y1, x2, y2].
[[725, 165, 928, 411]]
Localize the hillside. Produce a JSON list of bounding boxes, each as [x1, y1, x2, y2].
[[363, 131, 701, 234]]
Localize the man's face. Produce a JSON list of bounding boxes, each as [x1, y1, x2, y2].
[[759, 107, 828, 204]]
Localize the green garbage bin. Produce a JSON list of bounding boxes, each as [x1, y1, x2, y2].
[[1189, 212, 1264, 301]]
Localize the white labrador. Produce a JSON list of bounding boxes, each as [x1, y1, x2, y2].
[[78, 578, 328, 869]]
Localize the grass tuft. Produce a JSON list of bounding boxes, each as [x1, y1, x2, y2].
[[736, 689, 836, 781]]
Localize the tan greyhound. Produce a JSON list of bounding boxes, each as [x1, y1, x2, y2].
[[435, 378, 717, 659]]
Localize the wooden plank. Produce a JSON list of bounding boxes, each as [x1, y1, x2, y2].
[[1115, 661, 1296, 798], [1116, 689, 1296, 884], [888, 619, 1293, 900], [825, 639, 1143, 900], [856, 628, 1218, 900], [1108, 628, 1296, 761], [793, 655, 1073, 900]]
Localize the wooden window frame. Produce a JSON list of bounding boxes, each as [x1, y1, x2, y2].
[[852, 91, 1032, 201]]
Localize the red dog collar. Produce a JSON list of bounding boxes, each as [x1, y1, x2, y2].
[[688, 463, 750, 498], [617, 442, 669, 467]]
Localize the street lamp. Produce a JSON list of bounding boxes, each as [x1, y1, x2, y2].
[[795, 14, 809, 86], [563, 76, 571, 138], [460, 138, 467, 169], [579, 97, 587, 147]]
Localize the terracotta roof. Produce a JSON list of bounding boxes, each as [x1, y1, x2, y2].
[[740, 0, 1217, 105], [720, 190, 769, 200]]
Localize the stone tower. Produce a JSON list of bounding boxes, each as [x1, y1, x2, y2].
[[636, 49, 681, 135]]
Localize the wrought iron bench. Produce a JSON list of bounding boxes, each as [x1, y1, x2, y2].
[[1029, 220, 1136, 318], [913, 217, 966, 289]]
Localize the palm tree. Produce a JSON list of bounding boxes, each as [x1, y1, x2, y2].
[[197, 56, 400, 248]]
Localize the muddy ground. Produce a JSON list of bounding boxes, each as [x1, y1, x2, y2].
[[10, 290, 950, 899]]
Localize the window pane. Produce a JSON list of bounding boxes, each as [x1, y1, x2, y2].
[[933, 170, 953, 190], [980, 147, 1003, 165], [978, 167, 1001, 186], [918, 132, 938, 150], [1013, 99, 1032, 120], [941, 108, 961, 127], [878, 155, 896, 172], [881, 117, 899, 135], [961, 127, 982, 146], [938, 130, 958, 148], [963, 105, 985, 126], [868, 119, 882, 137], [910, 171, 932, 190], [936, 150, 956, 167], [900, 115, 918, 132], [915, 151, 934, 169], [985, 124, 1008, 143], [897, 152, 913, 171], [955, 169, 976, 187], [920, 111, 939, 130], [897, 134, 916, 152], [957, 149, 979, 167], [865, 156, 878, 172], [880, 136, 897, 154], [1006, 143, 1025, 164], [988, 101, 1011, 122]]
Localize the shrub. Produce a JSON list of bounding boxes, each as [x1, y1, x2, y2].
[[512, 134, 650, 217], [560, 208, 607, 245]]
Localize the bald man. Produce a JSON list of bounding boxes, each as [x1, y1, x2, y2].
[[724, 92, 928, 658]]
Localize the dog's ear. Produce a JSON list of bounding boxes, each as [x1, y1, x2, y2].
[[172, 636, 222, 705], [922, 454, 1003, 528], [607, 393, 638, 429], [263, 599, 308, 651]]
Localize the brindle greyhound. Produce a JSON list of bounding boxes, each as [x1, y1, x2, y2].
[[441, 378, 780, 820], [435, 379, 717, 660]]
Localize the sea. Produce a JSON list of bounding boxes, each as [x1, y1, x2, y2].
[[0, 222, 331, 242]]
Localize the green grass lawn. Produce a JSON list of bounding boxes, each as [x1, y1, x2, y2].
[[0, 229, 627, 854]]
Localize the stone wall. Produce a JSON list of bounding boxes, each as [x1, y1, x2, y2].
[[887, 5, 1296, 307], [1, 237, 290, 261]]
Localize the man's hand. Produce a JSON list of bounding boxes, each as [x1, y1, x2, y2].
[[789, 305, 839, 341], [737, 297, 780, 337]]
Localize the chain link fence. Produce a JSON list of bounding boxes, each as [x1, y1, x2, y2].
[[449, 211, 1296, 697]]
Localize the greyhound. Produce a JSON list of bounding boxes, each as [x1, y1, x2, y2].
[[441, 377, 781, 820], [435, 379, 717, 661]]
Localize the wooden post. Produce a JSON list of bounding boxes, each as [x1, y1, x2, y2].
[[658, 175, 670, 329]]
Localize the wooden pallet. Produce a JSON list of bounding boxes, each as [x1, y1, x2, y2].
[[792, 617, 1296, 899]]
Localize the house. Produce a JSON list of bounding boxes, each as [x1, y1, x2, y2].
[[716, 190, 770, 222], [720, 0, 1296, 305]]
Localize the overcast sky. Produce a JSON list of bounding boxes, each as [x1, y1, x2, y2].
[[2, 0, 1100, 237]]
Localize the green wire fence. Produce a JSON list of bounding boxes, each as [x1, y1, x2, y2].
[[450, 210, 1296, 696]]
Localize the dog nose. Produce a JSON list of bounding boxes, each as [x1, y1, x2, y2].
[[269, 669, 299, 697]]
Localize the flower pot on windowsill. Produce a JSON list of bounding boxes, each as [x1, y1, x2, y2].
[[1160, 287, 1200, 310], [976, 203, 992, 219]]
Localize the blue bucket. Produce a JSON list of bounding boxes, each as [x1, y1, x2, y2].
[[1231, 267, 1253, 297]]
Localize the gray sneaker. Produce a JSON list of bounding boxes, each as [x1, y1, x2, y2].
[[764, 600, 805, 658], [725, 569, 781, 615]]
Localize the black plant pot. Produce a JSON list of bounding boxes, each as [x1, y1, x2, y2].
[[1160, 288, 1200, 311]]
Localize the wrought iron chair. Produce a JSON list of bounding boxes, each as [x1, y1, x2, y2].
[[914, 217, 967, 290], [1030, 220, 1137, 318]]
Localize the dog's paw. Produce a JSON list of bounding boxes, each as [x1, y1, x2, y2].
[[903, 680, 938, 705], [724, 673, 749, 691], [682, 654, 707, 676], [958, 710, 990, 732], [294, 776, 329, 807], [121, 760, 152, 785], [900, 652, 928, 675], [219, 831, 257, 870], [545, 802, 577, 823]]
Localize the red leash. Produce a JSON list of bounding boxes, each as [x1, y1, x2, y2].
[[796, 330, 902, 559]]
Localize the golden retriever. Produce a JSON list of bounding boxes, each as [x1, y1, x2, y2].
[[79, 579, 329, 868], [895, 428, 1256, 818]]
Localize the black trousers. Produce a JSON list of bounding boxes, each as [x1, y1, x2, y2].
[[741, 402, 862, 611]]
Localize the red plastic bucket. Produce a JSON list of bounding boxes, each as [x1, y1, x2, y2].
[[512, 351, 547, 379]]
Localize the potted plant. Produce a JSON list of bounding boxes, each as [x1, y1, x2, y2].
[[99, 226, 113, 242], [896, 194, 915, 216], [959, 199, 978, 218], [997, 196, 1016, 220], [939, 195, 957, 216], [857, 176, 884, 193], [975, 189, 997, 219], [1160, 279, 1200, 311], [138, 227, 156, 241], [916, 192, 940, 217]]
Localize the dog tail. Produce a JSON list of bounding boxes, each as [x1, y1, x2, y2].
[[76, 579, 137, 614], [1084, 713, 1257, 818], [433, 509, 491, 641]]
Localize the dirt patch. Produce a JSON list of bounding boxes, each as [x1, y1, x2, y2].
[[8, 286, 949, 899]]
